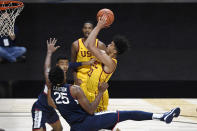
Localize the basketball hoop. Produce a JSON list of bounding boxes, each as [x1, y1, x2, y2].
[[0, 1, 24, 37]]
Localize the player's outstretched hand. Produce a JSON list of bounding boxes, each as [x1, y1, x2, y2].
[[47, 38, 60, 54], [98, 82, 109, 93], [97, 15, 107, 29]]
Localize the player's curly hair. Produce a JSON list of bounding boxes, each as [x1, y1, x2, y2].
[[49, 66, 64, 86], [113, 35, 129, 55]]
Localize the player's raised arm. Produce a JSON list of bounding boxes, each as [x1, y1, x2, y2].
[[70, 82, 109, 115], [86, 16, 116, 73], [44, 38, 59, 87], [44, 38, 59, 109]]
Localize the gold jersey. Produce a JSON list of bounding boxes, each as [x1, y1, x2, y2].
[[76, 38, 98, 84], [86, 58, 117, 112], [75, 38, 98, 99]]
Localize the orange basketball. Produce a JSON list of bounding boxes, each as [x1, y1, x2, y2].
[[97, 8, 114, 26]]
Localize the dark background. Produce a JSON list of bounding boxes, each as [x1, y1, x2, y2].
[[0, 3, 197, 98]]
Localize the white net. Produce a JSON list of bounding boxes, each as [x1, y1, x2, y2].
[[0, 1, 24, 37]]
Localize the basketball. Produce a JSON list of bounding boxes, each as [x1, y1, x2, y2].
[[97, 8, 114, 26]]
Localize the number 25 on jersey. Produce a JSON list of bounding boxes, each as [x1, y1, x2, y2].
[[54, 92, 70, 104]]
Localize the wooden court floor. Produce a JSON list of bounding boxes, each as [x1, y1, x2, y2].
[[0, 99, 197, 131]]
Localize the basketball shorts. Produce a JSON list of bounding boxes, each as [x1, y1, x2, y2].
[[31, 101, 59, 130]]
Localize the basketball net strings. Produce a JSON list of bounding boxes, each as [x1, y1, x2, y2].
[[0, 2, 23, 37]]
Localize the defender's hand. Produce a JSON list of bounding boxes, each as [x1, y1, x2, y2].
[[98, 82, 109, 93], [47, 38, 60, 54]]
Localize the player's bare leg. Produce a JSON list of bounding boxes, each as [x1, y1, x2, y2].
[[49, 120, 63, 131]]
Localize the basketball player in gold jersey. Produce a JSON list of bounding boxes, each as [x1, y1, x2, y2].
[[71, 21, 106, 104], [84, 16, 129, 112]]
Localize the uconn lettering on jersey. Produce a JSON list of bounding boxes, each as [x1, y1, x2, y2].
[[53, 86, 67, 92]]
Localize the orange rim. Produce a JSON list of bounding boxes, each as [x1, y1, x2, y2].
[[0, 1, 23, 10]]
